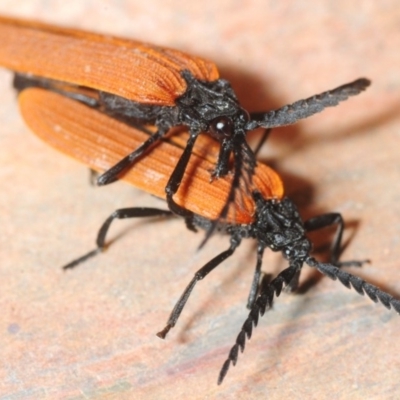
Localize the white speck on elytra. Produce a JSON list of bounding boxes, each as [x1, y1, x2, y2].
[[143, 169, 163, 183]]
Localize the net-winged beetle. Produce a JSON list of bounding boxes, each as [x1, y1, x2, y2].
[[0, 15, 370, 227]]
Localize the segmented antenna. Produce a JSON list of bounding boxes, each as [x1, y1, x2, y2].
[[255, 78, 371, 128], [306, 257, 400, 313], [218, 264, 300, 384]]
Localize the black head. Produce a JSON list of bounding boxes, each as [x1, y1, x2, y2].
[[252, 193, 312, 263], [177, 70, 250, 138]]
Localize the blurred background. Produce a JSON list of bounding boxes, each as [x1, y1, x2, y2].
[[0, 1, 399, 399]]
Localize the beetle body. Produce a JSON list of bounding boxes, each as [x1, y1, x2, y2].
[[0, 15, 371, 226]]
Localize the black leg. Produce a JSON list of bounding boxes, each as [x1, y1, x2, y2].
[[156, 238, 241, 339], [97, 128, 167, 185], [199, 135, 255, 249], [251, 127, 272, 157], [246, 245, 264, 309], [304, 212, 365, 267], [197, 149, 242, 248], [63, 207, 173, 270], [304, 212, 344, 265], [165, 131, 199, 223], [211, 138, 233, 179]]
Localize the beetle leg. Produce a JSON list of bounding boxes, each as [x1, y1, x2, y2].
[[165, 131, 199, 221], [157, 238, 240, 339], [251, 127, 272, 157], [211, 139, 233, 180], [246, 245, 264, 309], [199, 136, 255, 248], [97, 128, 167, 185], [199, 151, 244, 248], [63, 207, 173, 270], [304, 213, 368, 269]]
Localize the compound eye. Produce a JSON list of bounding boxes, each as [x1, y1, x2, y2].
[[284, 248, 293, 259], [209, 116, 233, 139]]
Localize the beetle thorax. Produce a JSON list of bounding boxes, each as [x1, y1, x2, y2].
[[252, 195, 312, 264], [177, 70, 249, 137]]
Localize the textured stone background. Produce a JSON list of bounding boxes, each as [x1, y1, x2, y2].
[[1, 1, 400, 399]]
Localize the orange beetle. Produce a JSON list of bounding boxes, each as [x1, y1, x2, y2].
[[16, 86, 400, 385], [0, 15, 370, 224]]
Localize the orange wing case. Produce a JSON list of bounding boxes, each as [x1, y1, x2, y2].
[[0, 15, 219, 105]]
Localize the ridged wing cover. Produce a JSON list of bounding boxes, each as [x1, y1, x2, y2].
[[0, 15, 219, 105]]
